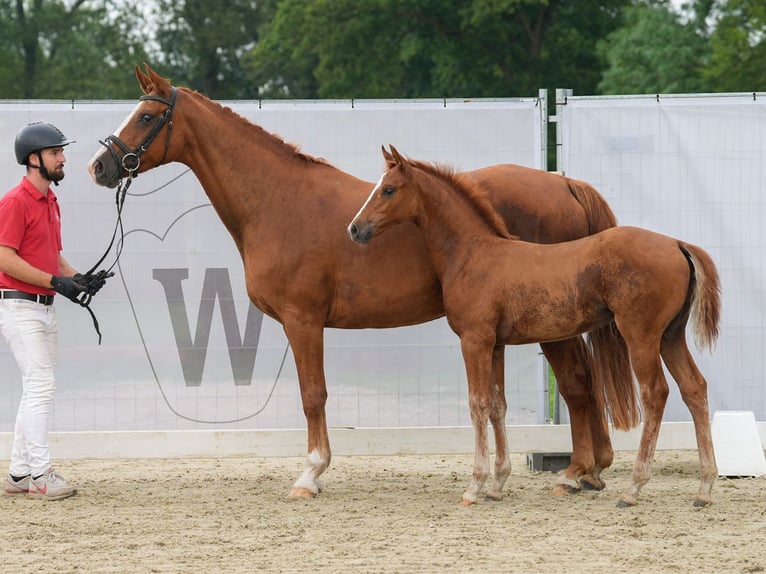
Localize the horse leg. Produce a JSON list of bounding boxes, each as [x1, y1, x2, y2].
[[282, 321, 331, 498], [617, 338, 668, 508], [541, 339, 613, 495], [459, 335, 495, 506], [485, 344, 512, 501], [660, 336, 717, 507]]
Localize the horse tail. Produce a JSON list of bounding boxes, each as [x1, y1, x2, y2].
[[568, 178, 638, 429], [680, 243, 722, 352], [587, 322, 640, 431], [566, 177, 618, 233]]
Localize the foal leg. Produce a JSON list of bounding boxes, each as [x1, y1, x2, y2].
[[459, 335, 496, 506], [283, 320, 331, 498], [661, 336, 717, 507], [617, 338, 668, 508], [541, 339, 612, 495], [485, 345, 512, 501]]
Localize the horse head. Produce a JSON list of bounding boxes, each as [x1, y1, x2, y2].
[[348, 145, 420, 245], [88, 64, 180, 189]]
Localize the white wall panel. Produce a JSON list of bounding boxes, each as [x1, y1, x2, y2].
[[0, 97, 544, 433]]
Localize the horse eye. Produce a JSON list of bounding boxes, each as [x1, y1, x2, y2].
[[382, 186, 396, 197], [139, 113, 153, 124]]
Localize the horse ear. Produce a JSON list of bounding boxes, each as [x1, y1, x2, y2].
[[389, 145, 406, 168], [140, 63, 173, 98], [382, 145, 395, 167], [135, 64, 152, 95]]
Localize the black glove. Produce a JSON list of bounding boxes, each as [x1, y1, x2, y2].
[[51, 275, 86, 302], [74, 270, 114, 296]]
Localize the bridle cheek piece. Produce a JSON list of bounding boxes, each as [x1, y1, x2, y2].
[[98, 86, 177, 180]]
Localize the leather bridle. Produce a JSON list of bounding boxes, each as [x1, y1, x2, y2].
[[81, 87, 178, 343], [98, 86, 177, 180]]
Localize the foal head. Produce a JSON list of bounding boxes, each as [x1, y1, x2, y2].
[[347, 146, 423, 245], [348, 145, 511, 245], [88, 64, 182, 189]]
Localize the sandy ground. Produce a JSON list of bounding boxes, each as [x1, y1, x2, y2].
[[1, 450, 764, 574]]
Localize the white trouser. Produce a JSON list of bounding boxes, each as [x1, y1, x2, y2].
[[0, 298, 58, 477]]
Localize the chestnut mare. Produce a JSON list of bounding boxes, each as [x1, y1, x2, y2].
[[349, 146, 721, 507], [88, 64, 620, 498]]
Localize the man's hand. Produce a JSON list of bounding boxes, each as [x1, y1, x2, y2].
[[73, 270, 114, 296], [51, 275, 86, 302]]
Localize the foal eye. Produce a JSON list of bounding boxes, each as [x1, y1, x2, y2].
[[382, 187, 396, 197]]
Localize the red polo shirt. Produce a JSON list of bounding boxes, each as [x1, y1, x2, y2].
[[0, 177, 61, 295]]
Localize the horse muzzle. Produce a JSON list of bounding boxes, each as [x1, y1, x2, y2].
[[347, 221, 374, 245]]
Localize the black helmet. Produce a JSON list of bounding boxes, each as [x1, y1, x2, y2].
[[14, 122, 76, 165]]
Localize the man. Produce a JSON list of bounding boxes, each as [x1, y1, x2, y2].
[[0, 122, 103, 500]]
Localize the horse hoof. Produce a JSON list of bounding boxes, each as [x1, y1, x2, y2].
[[693, 497, 713, 508], [551, 483, 580, 496], [616, 497, 636, 508], [288, 487, 317, 499], [459, 498, 476, 507], [483, 492, 503, 502], [580, 475, 606, 491]]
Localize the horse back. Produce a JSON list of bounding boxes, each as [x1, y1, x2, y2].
[[468, 164, 615, 243]]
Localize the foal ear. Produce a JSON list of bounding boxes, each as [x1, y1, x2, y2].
[[381, 145, 395, 167], [389, 145, 407, 168]]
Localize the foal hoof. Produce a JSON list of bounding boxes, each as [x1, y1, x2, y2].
[[288, 487, 317, 499], [483, 492, 504, 502]]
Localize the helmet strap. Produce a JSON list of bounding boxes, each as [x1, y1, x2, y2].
[[29, 151, 59, 186]]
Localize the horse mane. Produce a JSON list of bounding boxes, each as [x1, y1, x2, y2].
[[409, 159, 514, 239], [179, 86, 333, 167]]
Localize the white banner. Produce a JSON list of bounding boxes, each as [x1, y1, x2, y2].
[[0, 98, 544, 432]]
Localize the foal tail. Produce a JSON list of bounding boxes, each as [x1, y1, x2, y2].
[[680, 243, 721, 352], [566, 177, 618, 233], [568, 178, 640, 429]]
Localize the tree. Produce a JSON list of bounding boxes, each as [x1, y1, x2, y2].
[[152, 0, 274, 99], [597, 2, 710, 94], [246, 0, 632, 99], [703, 0, 766, 91], [0, 0, 153, 99]]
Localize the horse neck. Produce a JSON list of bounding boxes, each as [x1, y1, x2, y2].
[[173, 93, 311, 241], [413, 170, 504, 275]]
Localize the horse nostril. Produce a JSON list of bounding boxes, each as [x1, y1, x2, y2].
[[348, 223, 358, 240]]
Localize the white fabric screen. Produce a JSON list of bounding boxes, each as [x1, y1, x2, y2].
[[558, 93, 766, 421], [0, 98, 544, 432]]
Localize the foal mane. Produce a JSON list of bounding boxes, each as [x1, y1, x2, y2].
[[180, 87, 333, 167], [410, 159, 513, 239]]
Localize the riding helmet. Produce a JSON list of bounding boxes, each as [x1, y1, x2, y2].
[[14, 122, 76, 165]]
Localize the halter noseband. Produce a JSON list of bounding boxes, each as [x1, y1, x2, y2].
[[98, 86, 177, 179]]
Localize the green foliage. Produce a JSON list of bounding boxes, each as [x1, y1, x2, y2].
[[152, 0, 272, 98], [0, 0, 153, 99], [246, 0, 631, 99], [1, 0, 765, 101], [598, 3, 710, 94], [703, 0, 766, 91]]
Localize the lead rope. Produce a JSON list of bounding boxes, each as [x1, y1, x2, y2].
[[78, 170, 135, 344]]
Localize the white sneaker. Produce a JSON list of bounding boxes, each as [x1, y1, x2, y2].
[[28, 468, 76, 500], [4, 474, 30, 495]]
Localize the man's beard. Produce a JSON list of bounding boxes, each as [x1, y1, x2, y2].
[[48, 166, 65, 183]]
